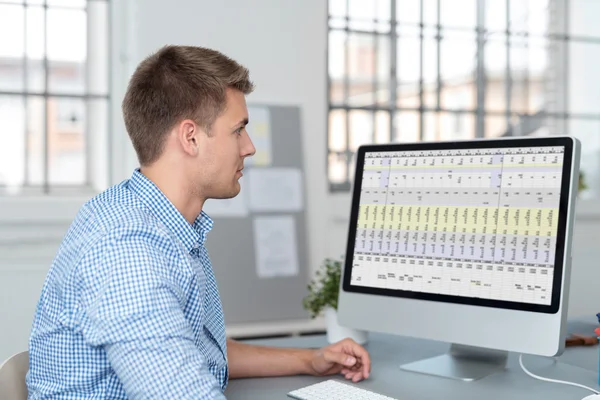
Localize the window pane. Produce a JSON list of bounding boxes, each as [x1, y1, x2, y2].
[[394, 112, 420, 142], [441, 31, 476, 84], [349, 110, 373, 151], [569, 41, 600, 115], [485, 0, 506, 33], [47, 0, 86, 8], [423, 112, 439, 141], [329, 17, 346, 30], [440, 31, 476, 111], [328, 109, 347, 152], [484, 114, 507, 138], [396, 0, 420, 25], [485, 37, 507, 112], [441, 0, 476, 29], [422, 30, 437, 108], [0, 6, 24, 81], [328, 30, 345, 104], [347, 33, 378, 106], [329, 0, 346, 18], [570, 119, 600, 198], [439, 112, 475, 140], [424, 112, 474, 141], [509, 36, 528, 114], [0, 59, 23, 91], [528, 37, 548, 112], [510, 0, 548, 35], [348, 0, 391, 32], [49, 62, 86, 95], [328, 152, 347, 184], [375, 111, 390, 143], [526, 0, 549, 36], [48, 8, 86, 94], [544, 117, 567, 137], [48, 97, 86, 185], [422, 0, 438, 27], [26, 96, 44, 186], [0, 95, 25, 190], [397, 27, 420, 108], [375, 0, 391, 32], [508, 112, 548, 137], [441, 82, 475, 111], [0, 5, 24, 56], [376, 35, 391, 105]]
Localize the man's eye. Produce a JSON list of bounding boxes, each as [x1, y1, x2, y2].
[[235, 127, 243, 134]]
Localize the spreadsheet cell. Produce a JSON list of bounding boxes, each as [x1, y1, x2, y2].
[[351, 147, 565, 306]]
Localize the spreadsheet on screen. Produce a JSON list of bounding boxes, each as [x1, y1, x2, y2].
[[349, 146, 564, 306]]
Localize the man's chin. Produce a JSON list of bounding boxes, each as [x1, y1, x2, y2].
[[211, 185, 241, 200]]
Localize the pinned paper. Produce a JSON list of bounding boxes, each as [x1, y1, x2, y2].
[[253, 216, 299, 278], [247, 168, 303, 212], [245, 106, 272, 167]]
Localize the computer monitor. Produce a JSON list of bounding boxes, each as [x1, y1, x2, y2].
[[337, 136, 581, 381]]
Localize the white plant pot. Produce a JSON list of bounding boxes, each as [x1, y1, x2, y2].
[[324, 307, 368, 345]]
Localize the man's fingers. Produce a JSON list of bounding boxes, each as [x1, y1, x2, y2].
[[341, 340, 371, 379], [323, 351, 357, 367], [343, 370, 366, 382]]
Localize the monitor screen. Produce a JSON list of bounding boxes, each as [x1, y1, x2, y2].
[[343, 138, 574, 313]]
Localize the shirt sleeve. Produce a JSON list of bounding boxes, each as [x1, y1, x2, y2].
[[76, 227, 226, 400]]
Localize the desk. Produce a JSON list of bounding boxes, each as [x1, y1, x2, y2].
[[225, 320, 600, 400]]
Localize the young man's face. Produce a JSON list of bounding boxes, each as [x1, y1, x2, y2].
[[195, 88, 256, 200]]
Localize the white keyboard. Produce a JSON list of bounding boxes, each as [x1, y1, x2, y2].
[[287, 379, 399, 400]]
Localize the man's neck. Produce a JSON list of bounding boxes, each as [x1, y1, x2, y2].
[[139, 164, 205, 225]]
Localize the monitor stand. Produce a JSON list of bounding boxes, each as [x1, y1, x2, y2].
[[399, 344, 508, 381]]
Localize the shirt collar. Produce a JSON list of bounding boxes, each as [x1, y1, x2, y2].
[[128, 169, 213, 253]]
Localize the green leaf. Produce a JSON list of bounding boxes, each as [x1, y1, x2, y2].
[[302, 257, 343, 318]]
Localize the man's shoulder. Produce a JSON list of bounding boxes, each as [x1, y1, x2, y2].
[[58, 181, 172, 262]]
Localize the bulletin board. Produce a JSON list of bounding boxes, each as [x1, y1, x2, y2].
[[203, 105, 310, 325]]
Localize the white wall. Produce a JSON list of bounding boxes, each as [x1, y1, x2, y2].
[[568, 0, 600, 197]]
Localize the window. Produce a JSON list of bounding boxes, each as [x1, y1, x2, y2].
[[0, 0, 110, 194], [327, 0, 600, 196]]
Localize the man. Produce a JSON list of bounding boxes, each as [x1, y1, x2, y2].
[[26, 45, 371, 399]]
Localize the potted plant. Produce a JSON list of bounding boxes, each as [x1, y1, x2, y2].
[[579, 170, 588, 194], [302, 258, 368, 344]]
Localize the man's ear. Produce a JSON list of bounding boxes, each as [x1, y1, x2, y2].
[[177, 119, 200, 156]]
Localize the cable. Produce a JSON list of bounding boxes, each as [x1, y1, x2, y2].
[[519, 354, 599, 395]]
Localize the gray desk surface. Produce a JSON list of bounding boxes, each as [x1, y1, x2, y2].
[[225, 319, 600, 400]]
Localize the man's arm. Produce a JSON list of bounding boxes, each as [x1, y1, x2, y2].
[[79, 231, 226, 399], [226, 339, 314, 378], [227, 337, 371, 382]]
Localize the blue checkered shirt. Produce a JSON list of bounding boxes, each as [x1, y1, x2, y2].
[[27, 169, 229, 399]]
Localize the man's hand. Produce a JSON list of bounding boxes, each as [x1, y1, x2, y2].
[[308, 338, 371, 382]]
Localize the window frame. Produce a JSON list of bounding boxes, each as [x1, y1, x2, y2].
[[326, 0, 600, 192], [0, 0, 111, 195]]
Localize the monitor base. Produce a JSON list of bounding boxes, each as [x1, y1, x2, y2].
[[399, 343, 508, 381]]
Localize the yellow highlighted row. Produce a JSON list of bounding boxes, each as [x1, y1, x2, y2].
[[357, 205, 558, 235]]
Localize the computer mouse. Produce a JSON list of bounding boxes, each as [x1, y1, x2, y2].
[[582, 395, 600, 400]]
